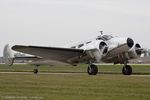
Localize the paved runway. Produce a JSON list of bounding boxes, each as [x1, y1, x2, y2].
[[131, 75, 150, 77], [0, 72, 150, 77], [0, 72, 83, 75]]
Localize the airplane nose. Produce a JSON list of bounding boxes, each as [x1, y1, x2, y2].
[[127, 38, 134, 48]]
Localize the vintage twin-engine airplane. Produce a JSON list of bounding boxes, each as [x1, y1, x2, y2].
[[3, 33, 142, 75]]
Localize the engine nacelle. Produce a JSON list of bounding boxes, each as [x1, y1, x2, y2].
[[86, 41, 108, 63], [128, 43, 142, 59], [99, 41, 108, 55]]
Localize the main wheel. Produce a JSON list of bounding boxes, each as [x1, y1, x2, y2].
[[87, 64, 98, 75], [33, 69, 38, 74], [122, 65, 132, 75]]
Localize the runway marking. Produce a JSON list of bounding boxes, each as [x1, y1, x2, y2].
[[0, 72, 84, 75], [0, 72, 150, 77]]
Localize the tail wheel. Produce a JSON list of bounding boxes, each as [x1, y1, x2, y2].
[[33, 69, 38, 74], [87, 64, 98, 75], [122, 65, 132, 75]]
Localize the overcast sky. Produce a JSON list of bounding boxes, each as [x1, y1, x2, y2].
[[0, 0, 150, 56]]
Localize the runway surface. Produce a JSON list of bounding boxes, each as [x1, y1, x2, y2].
[[0, 72, 150, 77], [0, 72, 83, 75]]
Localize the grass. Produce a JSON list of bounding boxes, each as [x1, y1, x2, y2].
[[0, 64, 150, 100], [0, 64, 150, 74]]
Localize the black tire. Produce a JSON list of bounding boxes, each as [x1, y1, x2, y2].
[[33, 69, 38, 74], [122, 65, 132, 75], [87, 64, 98, 75]]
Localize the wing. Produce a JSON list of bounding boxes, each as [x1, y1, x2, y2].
[[12, 45, 85, 64]]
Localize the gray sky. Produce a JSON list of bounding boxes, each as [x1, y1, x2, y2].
[[0, 0, 150, 56]]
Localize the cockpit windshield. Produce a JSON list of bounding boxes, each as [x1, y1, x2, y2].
[[96, 35, 113, 41]]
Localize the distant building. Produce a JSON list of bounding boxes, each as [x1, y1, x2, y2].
[[129, 49, 150, 64], [142, 49, 150, 57], [14, 52, 26, 57], [0, 57, 3, 63], [0, 53, 28, 63]]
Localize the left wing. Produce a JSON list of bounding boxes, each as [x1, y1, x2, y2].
[[12, 45, 87, 64]]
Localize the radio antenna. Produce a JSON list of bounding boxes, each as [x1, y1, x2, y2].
[[100, 31, 103, 35]]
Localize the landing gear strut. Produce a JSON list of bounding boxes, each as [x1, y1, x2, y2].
[[122, 65, 132, 75], [33, 65, 39, 74], [87, 64, 98, 75]]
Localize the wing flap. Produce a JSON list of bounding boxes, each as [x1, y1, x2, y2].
[[15, 56, 40, 60]]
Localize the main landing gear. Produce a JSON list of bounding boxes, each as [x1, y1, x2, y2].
[[87, 64, 98, 75], [87, 64, 132, 75], [122, 65, 132, 75], [32, 64, 132, 75]]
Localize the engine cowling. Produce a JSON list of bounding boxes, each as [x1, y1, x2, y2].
[[99, 41, 108, 55], [128, 43, 142, 59], [127, 38, 134, 48]]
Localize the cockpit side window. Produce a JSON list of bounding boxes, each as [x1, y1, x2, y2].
[[78, 44, 84, 48], [96, 35, 113, 41], [96, 36, 102, 40]]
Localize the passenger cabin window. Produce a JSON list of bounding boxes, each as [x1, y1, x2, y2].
[[78, 44, 84, 48], [86, 41, 92, 44], [71, 46, 76, 48]]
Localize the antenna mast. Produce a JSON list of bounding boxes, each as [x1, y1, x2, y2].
[[100, 31, 103, 35]]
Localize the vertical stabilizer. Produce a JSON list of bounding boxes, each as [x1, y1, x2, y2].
[[3, 44, 14, 66]]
